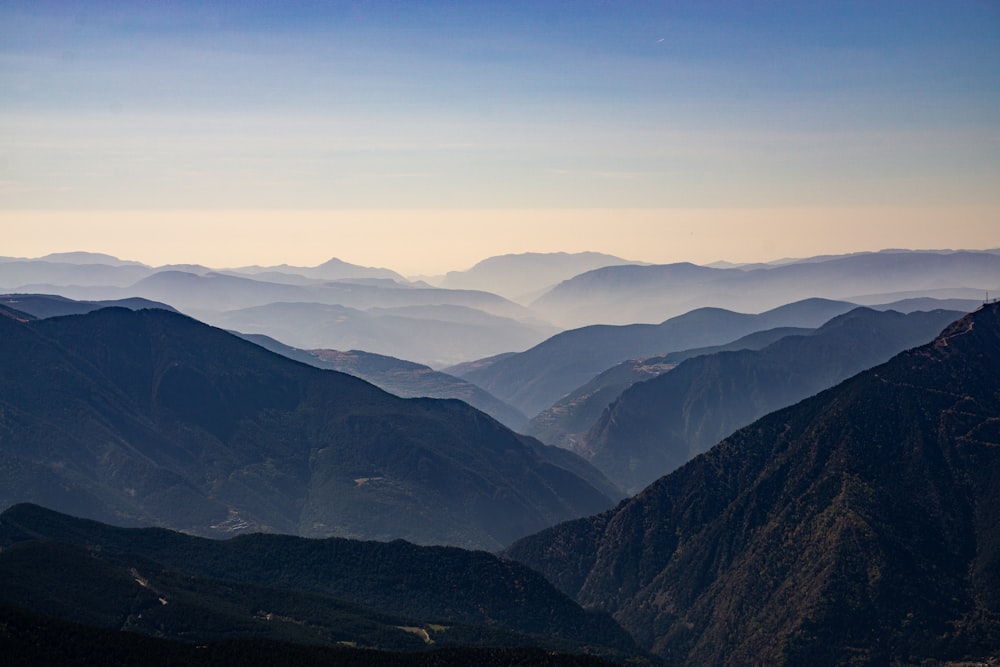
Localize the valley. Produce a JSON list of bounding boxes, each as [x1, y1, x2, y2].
[[1, 248, 998, 664]]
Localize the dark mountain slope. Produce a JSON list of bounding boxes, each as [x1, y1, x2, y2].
[[0, 292, 177, 318], [0, 504, 637, 658], [525, 325, 812, 450], [456, 298, 856, 418], [506, 304, 1000, 665], [583, 307, 963, 492], [0, 308, 613, 550], [0, 605, 624, 667]]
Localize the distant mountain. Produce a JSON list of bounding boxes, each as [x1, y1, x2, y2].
[[0, 307, 614, 550], [454, 298, 857, 418], [237, 332, 528, 430], [0, 293, 177, 319], [525, 325, 812, 451], [0, 504, 638, 660], [38, 251, 148, 266], [230, 256, 407, 283], [0, 257, 154, 289], [581, 307, 963, 492], [533, 250, 1000, 327], [506, 304, 1000, 665], [212, 301, 554, 368], [439, 252, 636, 302]]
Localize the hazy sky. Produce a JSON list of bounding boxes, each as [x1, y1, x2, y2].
[[2, 1, 998, 274]]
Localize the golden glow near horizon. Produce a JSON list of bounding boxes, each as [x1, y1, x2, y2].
[[2, 208, 996, 276]]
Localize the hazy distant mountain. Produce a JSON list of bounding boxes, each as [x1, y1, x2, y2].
[[0, 293, 178, 319], [237, 332, 529, 430], [0, 257, 155, 289], [581, 307, 963, 492], [454, 298, 857, 418], [0, 307, 614, 550], [0, 504, 637, 660], [37, 251, 148, 266], [212, 301, 553, 368], [439, 252, 636, 302], [506, 304, 1000, 665], [533, 250, 1000, 327], [524, 325, 812, 451], [229, 256, 407, 282]]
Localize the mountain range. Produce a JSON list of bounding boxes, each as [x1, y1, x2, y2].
[[0, 306, 614, 551], [579, 307, 964, 492], [524, 324, 815, 451], [533, 250, 1000, 327], [450, 298, 858, 418], [236, 332, 528, 430], [437, 252, 637, 302], [506, 303, 1000, 665]]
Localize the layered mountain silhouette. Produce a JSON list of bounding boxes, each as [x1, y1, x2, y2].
[[533, 250, 1000, 327], [452, 298, 857, 418], [236, 333, 528, 430], [506, 304, 1000, 664], [211, 300, 553, 368], [579, 307, 964, 492], [524, 325, 813, 451], [0, 503, 638, 660], [0, 307, 614, 550], [438, 252, 636, 302]]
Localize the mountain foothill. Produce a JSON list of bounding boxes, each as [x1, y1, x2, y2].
[[1, 248, 999, 663]]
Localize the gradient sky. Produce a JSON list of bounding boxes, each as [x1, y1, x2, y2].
[[2, 1, 998, 274]]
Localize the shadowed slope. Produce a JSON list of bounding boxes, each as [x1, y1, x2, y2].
[[0, 307, 613, 550], [506, 304, 1000, 665]]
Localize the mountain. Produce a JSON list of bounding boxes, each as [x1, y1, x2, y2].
[[439, 252, 636, 302], [0, 257, 155, 289], [505, 304, 1000, 665], [0, 292, 177, 319], [237, 332, 529, 430], [212, 301, 554, 368], [230, 256, 407, 283], [524, 325, 813, 450], [0, 606, 626, 667], [0, 307, 614, 550], [580, 307, 963, 493], [0, 504, 638, 660], [533, 250, 1000, 327], [454, 298, 857, 418]]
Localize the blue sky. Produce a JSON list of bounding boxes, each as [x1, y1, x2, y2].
[[1, 1, 998, 270]]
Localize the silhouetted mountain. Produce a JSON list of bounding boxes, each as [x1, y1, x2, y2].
[[581, 307, 963, 492], [0, 307, 613, 550], [212, 301, 553, 368], [506, 304, 1000, 665], [533, 250, 1000, 327], [0, 293, 177, 319], [525, 325, 812, 451], [455, 299, 856, 418], [0, 504, 638, 660], [237, 332, 528, 430], [0, 605, 628, 667], [439, 252, 636, 302]]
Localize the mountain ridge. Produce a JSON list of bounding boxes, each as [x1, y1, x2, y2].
[[505, 303, 1000, 664]]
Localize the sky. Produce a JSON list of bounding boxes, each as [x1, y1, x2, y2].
[[1, 1, 998, 274]]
